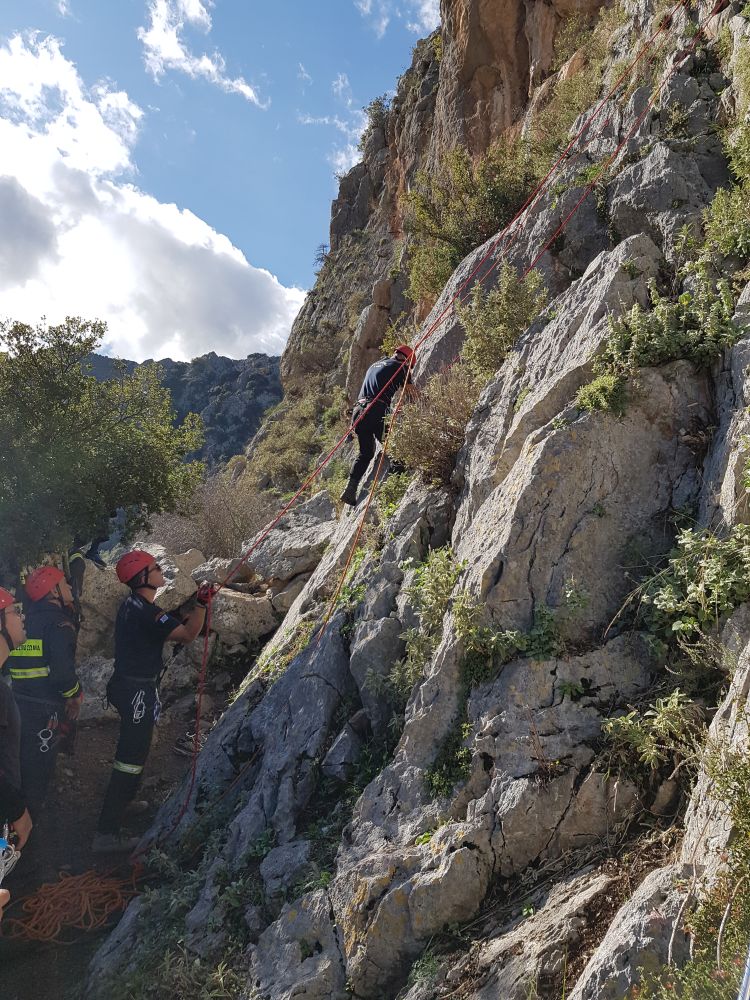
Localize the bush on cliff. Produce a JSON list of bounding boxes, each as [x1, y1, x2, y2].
[[389, 362, 479, 483], [404, 138, 539, 302], [456, 265, 547, 382], [0, 317, 203, 569]]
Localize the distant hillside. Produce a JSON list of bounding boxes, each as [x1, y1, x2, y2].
[[88, 351, 282, 467]]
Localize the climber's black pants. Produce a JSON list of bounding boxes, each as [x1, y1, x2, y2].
[[97, 677, 159, 835], [16, 696, 63, 819], [349, 402, 386, 487]]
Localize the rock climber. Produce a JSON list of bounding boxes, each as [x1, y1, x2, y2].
[[0, 587, 33, 853], [8, 567, 83, 818], [340, 344, 418, 507], [93, 550, 211, 853]]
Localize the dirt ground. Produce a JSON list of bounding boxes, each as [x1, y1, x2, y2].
[[0, 711, 195, 1000]]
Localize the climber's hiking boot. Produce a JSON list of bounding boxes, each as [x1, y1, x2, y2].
[[124, 799, 150, 817], [91, 832, 140, 855], [339, 482, 358, 507]]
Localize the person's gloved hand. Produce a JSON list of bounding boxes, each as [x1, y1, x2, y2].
[[65, 691, 84, 721], [196, 582, 218, 607]]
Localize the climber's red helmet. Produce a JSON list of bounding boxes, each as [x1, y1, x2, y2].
[[25, 566, 66, 602], [394, 344, 416, 362], [0, 586, 25, 651], [116, 549, 156, 586]]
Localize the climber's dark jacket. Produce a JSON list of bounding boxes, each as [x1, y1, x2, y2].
[[8, 601, 80, 704]]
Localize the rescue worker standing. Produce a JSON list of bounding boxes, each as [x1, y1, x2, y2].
[[0, 588, 32, 850], [93, 550, 208, 853], [9, 568, 82, 817], [340, 344, 418, 507]]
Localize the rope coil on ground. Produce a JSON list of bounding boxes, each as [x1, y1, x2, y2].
[[2, 869, 138, 943]]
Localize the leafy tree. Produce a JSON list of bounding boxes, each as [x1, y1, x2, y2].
[[0, 317, 204, 569]]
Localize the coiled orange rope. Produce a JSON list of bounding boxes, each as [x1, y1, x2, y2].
[[2, 868, 138, 943]]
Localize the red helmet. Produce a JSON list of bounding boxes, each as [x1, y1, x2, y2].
[[25, 566, 65, 602], [394, 344, 416, 362], [116, 549, 155, 585], [0, 588, 14, 611]]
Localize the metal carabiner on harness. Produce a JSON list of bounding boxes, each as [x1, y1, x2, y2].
[[0, 823, 21, 886]]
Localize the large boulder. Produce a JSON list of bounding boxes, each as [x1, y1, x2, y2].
[[210, 590, 277, 646], [77, 566, 129, 659]]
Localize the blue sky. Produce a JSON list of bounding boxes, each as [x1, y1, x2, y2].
[[0, 0, 439, 360]]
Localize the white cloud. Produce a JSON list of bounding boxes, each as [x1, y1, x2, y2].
[[56, 0, 72, 17], [332, 72, 353, 107], [0, 33, 304, 362], [356, 0, 440, 37], [298, 72, 367, 177], [297, 62, 312, 86], [138, 0, 267, 107]]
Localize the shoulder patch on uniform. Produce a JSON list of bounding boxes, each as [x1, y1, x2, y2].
[[156, 613, 171, 624]]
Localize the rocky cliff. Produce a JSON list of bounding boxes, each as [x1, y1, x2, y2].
[[89, 351, 282, 467], [84, 0, 750, 997]]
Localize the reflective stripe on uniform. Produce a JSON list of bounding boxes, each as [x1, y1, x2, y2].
[[113, 760, 143, 775], [9, 666, 50, 679], [9, 639, 44, 657], [62, 682, 81, 698]]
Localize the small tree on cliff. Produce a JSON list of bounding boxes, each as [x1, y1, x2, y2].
[[0, 317, 204, 569]]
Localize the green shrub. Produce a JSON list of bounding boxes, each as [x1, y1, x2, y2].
[[575, 372, 627, 415], [376, 470, 412, 522], [404, 139, 538, 302], [388, 547, 464, 703], [359, 94, 390, 152], [600, 268, 739, 377], [703, 185, 750, 260], [456, 266, 547, 383], [638, 525, 750, 643], [602, 689, 705, 775], [389, 362, 480, 483]]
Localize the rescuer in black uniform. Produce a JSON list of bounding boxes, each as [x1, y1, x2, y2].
[[0, 587, 32, 850], [8, 567, 83, 818], [0, 586, 32, 923], [340, 344, 418, 507], [93, 550, 209, 853]]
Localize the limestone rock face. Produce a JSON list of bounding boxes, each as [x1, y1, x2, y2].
[[568, 867, 690, 1000], [437, 870, 618, 1000], [210, 590, 277, 646], [249, 890, 349, 1000], [243, 491, 337, 588]]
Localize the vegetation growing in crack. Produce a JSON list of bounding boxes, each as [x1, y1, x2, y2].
[[632, 746, 750, 999], [369, 546, 464, 711], [455, 266, 547, 384], [602, 526, 750, 792], [425, 583, 588, 798]]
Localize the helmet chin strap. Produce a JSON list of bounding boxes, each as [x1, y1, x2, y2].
[[133, 567, 157, 592]]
